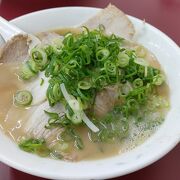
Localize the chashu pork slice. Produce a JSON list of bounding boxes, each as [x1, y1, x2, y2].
[[82, 4, 135, 40], [24, 101, 64, 141], [94, 85, 119, 118], [0, 34, 29, 63], [23, 101, 78, 161]]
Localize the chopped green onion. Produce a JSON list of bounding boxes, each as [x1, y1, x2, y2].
[[52, 38, 63, 53], [30, 47, 48, 70], [117, 53, 129, 67], [46, 82, 62, 106], [19, 138, 50, 157], [76, 88, 90, 101], [153, 74, 165, 85], [44, 110, 70, 128], [133, 78, 143, 88], [14, 90, 33, 107], [19, 62, 36, 80], [93, 75, 107, 88], [27, 60, 39, 73], [127, 99, 139, 111], [96, 48, 110, 61], [67, 59, 79, 68], [44, 110, 59, 119], [52, 83, 62, 100], [40, 78, 44, 86], [104, 60, 117, 76], [71, 112, 82, 124], [63, 33, 74, 47], [78, 80, 91, 90]]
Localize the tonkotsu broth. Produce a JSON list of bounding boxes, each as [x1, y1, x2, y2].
[[0, 29, 169, 161]]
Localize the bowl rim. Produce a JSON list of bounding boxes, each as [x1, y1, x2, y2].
[[0, 6, 179, 180]]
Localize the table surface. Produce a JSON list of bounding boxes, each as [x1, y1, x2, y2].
[[0, 0, 180, 180]]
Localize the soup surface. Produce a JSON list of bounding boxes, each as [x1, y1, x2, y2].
[[0, 28, 169, 161]]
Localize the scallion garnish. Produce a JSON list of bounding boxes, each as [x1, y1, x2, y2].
[[14, 90, 33, 107], [30, 47, 48, 70], [19, 138, 50, 157], [117, 53, 129, 67], [19, 61, 36, 80], [40, 78, 44, 86]]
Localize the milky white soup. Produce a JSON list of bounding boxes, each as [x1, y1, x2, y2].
[[0, 28, 169, 161]]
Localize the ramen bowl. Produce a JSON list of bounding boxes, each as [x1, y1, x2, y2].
[[0, 7, 180, 180]]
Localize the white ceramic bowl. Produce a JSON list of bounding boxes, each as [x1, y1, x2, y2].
[[0, 7, 180, 180]]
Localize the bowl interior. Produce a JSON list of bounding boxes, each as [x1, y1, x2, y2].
[[0, 7, 180, 180]]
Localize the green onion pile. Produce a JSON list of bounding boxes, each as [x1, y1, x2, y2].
[[17, 27, 169, 157]]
